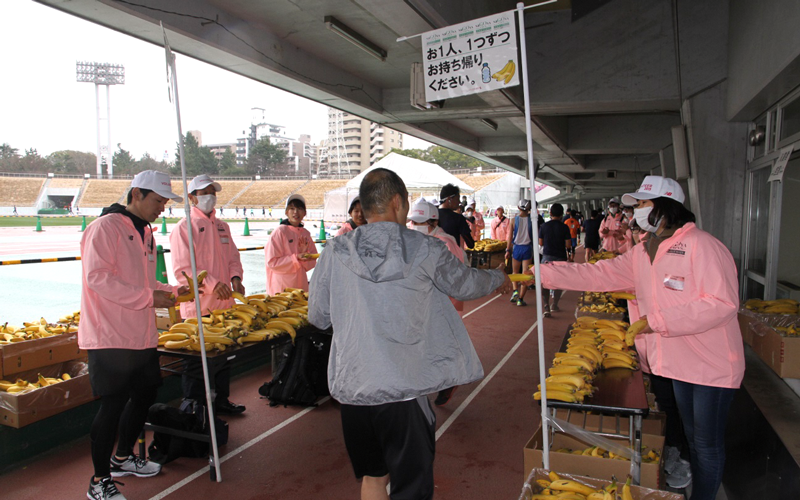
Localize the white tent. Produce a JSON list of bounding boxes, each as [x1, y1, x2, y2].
[[345, 153, 474, 194]]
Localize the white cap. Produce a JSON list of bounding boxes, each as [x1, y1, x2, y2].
[[429, 203, 439, 220], [468, 198, 476, 206], [622, 175, 685, 205], [131, 170, 183, 202], [188, 174, 222, 194], [408, 200, 435, 223], [286, 193, 306, 208], [609, 197, 621, 206]]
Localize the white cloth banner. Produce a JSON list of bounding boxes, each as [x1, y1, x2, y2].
[[422, 10, 519, 102]]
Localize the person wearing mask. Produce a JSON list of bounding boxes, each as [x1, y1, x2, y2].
[[337, 196, 367, 236], [80, 171, 186, 500], [617, 205, 636, 254], [463, 205, 479, 245], [170, 174, 246, 416], [538, 203, 572, 316], [582, 210, 602, 261], [505, 199, 534, 307], [527, 176, 743, 500], [563, 210, 582, 262], [437, 184, 474, 249], [467, 199, 485, 241], [309, 168, 511, 500], [265, 194, 318, 294], [490, 206, 510, 241], [599, 198, 624, 252]]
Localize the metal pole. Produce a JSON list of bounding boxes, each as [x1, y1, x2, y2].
[[517, 2, 550, 470], [95, 83, 102, 179], [107, 85, 113, 179], [165, 27, 222, 481]]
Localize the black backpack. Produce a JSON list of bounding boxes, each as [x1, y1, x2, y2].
[[258, 331, 331, 407], [146, 400, 229, 465]]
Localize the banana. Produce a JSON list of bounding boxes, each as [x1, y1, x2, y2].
[[556, 357, 595, 372], [610, 292, 636, 300], [0, 380, 15, 391], [164, 338, 194, 350], [603, 358, 638, 370], [553, 494, 585, 500], [604, 350, 637, 364], [158, 333, 191, 344], [203, 326, 228, 334], [249, 300, 269, 313], [201, 335, 235, 345], [170, 322, 198, 333], [625, 318, 648, 346], [235, 304, 260, 316], [278, 310, 306, 319], [548, 365, 585, 376], [596, 320, 626, 331], [567, 346, 603, 364], [231, 291, 249, 305], [548, 471, 561, 482], [587, 493, 606, 500], [229, 311, 253, 326], [273, 316, 304, 327], [548, 479, 596, 497], [37, 374, 49, 387], [537, 382, 576, 393], [62, 373, 71, 381], [265, 320, 297, 340], [621, 476, 633, 500], [545, 375, 586, 389], [533, 390, 577, 403], [535, 479, 551, 489], [597, 328, 625, 339]]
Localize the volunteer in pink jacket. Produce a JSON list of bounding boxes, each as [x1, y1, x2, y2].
[[533, 176, 743, 500], [79, 170, 186, 500], [490, 206, 510, 241], [598, 197, 624, 252], [467, 199, 485, 240], [170, 174, 247, 415], [336, 196, 366, 236], [265, 194, 318, 294]]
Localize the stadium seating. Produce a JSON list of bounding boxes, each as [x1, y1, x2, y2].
[[0, 177, 46, 206], [231, 180, 307, 208], [292, 179, 348, 208], [78, 180, 132, 207], [456, 173, 505, 192], [48, 178, 84, 188]]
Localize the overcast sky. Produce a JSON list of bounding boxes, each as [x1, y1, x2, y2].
[[0, 1, 430, 160]]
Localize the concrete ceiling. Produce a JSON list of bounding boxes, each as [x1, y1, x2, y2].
[[36, 0, 694, 203]]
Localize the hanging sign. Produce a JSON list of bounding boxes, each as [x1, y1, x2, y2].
[[768, 145, 794, 183], [422, 10, 519, 102]]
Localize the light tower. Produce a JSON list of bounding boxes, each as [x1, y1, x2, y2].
[[76, 62, 125, 179]]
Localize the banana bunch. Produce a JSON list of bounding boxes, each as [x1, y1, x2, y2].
[[0, 373, 72, 394], [580, 292, 617, 306], [552, 446, 660, 464], [587, 251, 617, 264], [472, 239, 507, 252], [159, 288, 310, 352], [569, 317, 640, 370], [578, 303, 626, 314], [58, 310, 81, 325], [491, 60, 516, 85], [744, 298, 799, 315], [532, 471, 625, 500], [0, 318, 78, 344], [775, 325, 800, 337]]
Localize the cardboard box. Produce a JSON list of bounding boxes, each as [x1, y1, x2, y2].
[[738, 311, 755, 346], [0, 360, 95, 428], [738, 309, 800, 378], [524, 424, 664, 489], [155, 307, 182, 331], [563, 411, 665, 438], [0, 334, 84, 378], [520, 468, 684, 500], [467, 250, 506, 270]]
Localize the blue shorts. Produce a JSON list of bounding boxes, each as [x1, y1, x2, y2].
[[571, 238, 578, 248], [512, 244, 533, 262]]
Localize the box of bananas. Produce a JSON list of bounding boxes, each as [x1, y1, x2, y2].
[[743, 298, 799, 315], [471, 238, 508, 253], [587, 251, 618, 264], [521, 469, 682, 500], [552, 446, 661, 464], [0, 360, 94, 428], [0, 317, 79, 344], [158, 288, 310, 353]]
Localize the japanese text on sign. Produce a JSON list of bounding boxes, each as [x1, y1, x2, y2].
[[422, 10, 519, 102], [768, 145, 794, 183]]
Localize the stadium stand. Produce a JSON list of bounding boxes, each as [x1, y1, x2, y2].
[[231, 180, 306, 208], [456, 173, 505, 192], [48, 178, 84, 188], [78, 179, 133, 207], [292, 179, 348, 208], [0, 177, 46, 206], [215, 180, 254, 207]]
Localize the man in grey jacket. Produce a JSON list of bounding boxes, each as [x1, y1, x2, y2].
[[309, 168, 511, 500]]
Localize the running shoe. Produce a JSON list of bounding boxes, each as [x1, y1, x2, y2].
[[110, 455, 161, 478], [543, 305, 551, 317], [88, 477, 126, 500], [516, 299, 527, 307], [665, 460, 692, 489], [435, 386, 458, 406], [509, 290, 519, 303]]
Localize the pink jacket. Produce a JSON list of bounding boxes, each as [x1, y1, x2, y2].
[[336, 221, 356, 237], [617, 228, 634, 254], [491, 216, 510, 241], [170, 207, 243, 317], [265, 224, 318, 294], [79, 213, 177, 350], [599, 213, 623, 252], [472, 212, 485, 241], [540, 223, 744, 388]]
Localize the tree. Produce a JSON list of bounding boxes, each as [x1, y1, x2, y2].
[[137, 152, 171, 174], [0, 143, 20, 172], [48, 150, 96, 174], [247, 137, 287, 176], [16, 148, 49, 173], [112, 144, 136, 175], [218, 148, 239, 173], [173, 133, 218, 176]]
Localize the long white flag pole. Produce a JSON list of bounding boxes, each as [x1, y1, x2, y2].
[[162, 24, 222, 482], [515, 2, 550, 470]]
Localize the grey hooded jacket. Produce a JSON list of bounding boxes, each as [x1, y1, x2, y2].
[[309, 221, 504, 406]]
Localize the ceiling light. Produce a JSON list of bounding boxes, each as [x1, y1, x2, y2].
[[324, 16, 387, 61]]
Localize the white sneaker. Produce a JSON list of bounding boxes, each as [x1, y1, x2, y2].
[[87, 477, 127, 500], [666, 459, 692, 489], [110, 455, 162, 478]]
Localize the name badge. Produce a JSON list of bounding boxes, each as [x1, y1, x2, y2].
[[664, 275, 684, 291], [148, 253, 155, 262], [221, 237, 230, 244]]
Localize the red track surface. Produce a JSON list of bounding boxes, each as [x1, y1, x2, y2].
[[3, 257, 587, 500]]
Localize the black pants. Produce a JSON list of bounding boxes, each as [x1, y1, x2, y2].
[[181, 360, 230, 404], [88, 349, 161, 478]]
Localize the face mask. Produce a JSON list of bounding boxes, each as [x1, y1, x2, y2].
[[195, 194, 216, 214], [608, 207, 618, 215], [634, 206, 661, 233], [411, 223, 430, 233]]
